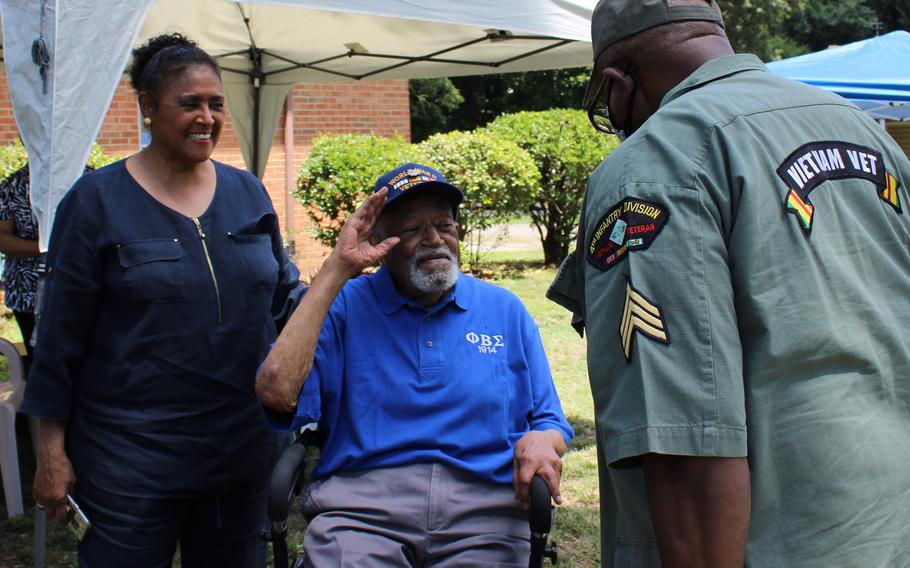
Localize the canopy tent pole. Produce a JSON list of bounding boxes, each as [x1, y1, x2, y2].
[[250, 47, 264, 178], [283, 93, 296, 255]]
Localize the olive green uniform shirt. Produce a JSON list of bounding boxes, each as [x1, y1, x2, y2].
[[550, 55, 910, 566]]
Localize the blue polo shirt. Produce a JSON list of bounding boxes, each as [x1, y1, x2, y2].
[[268, 266, 573, 485]]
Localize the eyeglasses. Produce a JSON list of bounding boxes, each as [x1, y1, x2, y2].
[[585, 62, 634, 136]]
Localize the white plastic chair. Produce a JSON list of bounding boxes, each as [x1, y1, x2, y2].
[[0, 337, 28, 517], [0, 337, 45, 566]]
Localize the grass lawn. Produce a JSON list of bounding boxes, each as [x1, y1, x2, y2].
[[490, 256, 599, 568], [0, 250, 600, 568]]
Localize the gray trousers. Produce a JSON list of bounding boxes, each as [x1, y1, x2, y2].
[[302, 462, 530, 567]]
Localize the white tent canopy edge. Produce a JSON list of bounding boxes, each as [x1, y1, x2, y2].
[[0, 0, 596, 250], [1, 0, 154, 251]]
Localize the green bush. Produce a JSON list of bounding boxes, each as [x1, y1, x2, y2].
[[0, 140, 28, 179], [87, 143, 123, 169], [414, 130, 540, 270], [0, 139, 123, 180], [296, 134, 410, 247], [486, 109, 617, 265]]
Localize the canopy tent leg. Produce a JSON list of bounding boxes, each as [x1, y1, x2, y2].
[[249, 47, 265, 178], [283, 94, 296, 256]]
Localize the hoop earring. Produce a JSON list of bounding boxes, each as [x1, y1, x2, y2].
[[143, 116, 152, 129]]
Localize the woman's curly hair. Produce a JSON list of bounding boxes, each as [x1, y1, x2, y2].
[[129, 33, 220, 100]]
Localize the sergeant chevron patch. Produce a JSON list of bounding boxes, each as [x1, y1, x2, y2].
[[619, 280, 669, 362]]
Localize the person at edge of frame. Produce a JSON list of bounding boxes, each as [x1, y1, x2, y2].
[[257, 163, 574, 567], [548, 0, 910, 566], [0, 162, 91, 368], [22, 32, 305, 567]]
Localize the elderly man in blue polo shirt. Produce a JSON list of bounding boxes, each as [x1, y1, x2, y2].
[[257, 163, 573, 567]]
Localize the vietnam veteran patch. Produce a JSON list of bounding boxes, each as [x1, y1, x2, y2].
[[587, 198, 669, 271], [777, 141, 903, 234]]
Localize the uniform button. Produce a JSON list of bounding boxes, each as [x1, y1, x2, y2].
[[426, 340, 433, 348]]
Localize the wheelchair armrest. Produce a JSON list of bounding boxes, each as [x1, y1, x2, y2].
[[267, 439, 308, 523], [528, 475, 553, 534]]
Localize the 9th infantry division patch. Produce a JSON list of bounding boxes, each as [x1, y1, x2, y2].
[[587, 198, 669, 271], [620, 279, 669, 362]]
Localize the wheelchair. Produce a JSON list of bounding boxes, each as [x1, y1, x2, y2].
[[263, 426, 559, 568]]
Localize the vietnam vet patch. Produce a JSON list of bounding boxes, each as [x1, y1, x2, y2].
[[777, 141, 903, 234], [619, 279, 669, 362], [587, 198, 669, 271]]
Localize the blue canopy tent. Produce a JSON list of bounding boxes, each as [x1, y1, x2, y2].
[[766, 31, 910, 122]]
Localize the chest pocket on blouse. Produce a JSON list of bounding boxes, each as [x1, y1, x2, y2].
[[116, 238, 188, 300], [228, 233, 279, 291]]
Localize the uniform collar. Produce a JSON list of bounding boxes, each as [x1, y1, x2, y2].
[[661, 54, 767, 108], [372, 265, 470, 315]]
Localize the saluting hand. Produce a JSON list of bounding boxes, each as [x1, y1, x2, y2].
[[330, 188, 400, 276], [257, 189, 399, 414]]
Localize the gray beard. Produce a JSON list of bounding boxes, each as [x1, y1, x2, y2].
[[408, 248, 459, 295]]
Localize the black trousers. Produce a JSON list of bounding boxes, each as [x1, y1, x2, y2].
[[13, 309, 34, 360], [75, 474, 269, 568]]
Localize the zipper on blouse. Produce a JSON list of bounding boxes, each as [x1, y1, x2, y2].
[[192, 217, 223, 323]]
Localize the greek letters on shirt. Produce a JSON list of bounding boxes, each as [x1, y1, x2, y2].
[[465, 331, 505, 354], [777, 141, 902, 233]]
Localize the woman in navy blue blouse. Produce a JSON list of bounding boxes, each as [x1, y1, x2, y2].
[[23, 33, 303, 567]]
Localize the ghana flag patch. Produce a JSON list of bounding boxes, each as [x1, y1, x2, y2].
[[777, 141, 903, 234], [587, 198, 669, 271]]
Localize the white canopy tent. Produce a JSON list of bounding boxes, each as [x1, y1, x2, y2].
[[0, 0, 596, 249]]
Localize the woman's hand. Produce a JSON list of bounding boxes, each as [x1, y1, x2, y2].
[[33, 420, 75, 521]]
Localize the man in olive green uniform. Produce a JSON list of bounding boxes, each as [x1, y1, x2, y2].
[[548, 0, 910, 566]]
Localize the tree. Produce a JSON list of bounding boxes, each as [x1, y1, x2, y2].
[[409, 67, 589, 142], [408, 78, 463, 143], [414, 130, 541, 270], [718, 0, 806, 60], [721, 0, 905, 60], [785, 0, 877, 52], [866, 0, 910, 31], [486, 109, 617, 266], [296, 134, 410, 247], [447, 67, 589, 132]]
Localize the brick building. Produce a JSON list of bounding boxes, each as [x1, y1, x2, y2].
[[0, 73, 411, 275]]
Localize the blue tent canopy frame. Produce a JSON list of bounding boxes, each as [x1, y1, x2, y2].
[[766, 31, 910, 122]]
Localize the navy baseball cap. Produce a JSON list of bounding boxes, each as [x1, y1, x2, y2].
[[373, 163, 464, 216]]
